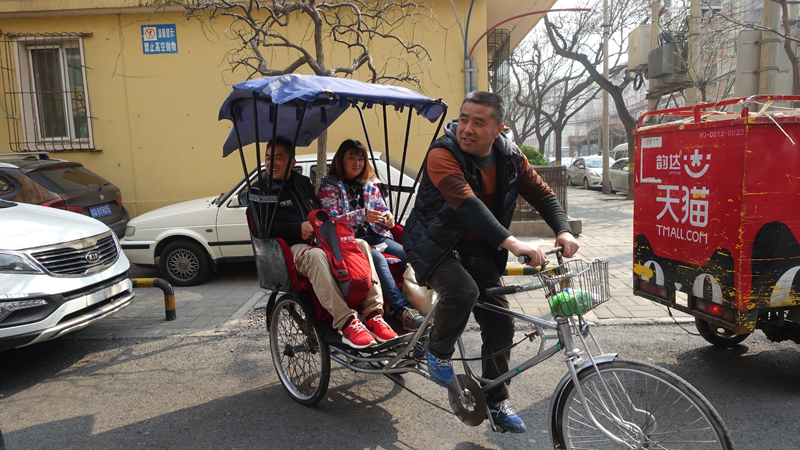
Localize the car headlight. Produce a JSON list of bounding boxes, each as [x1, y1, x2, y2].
[[0, 251, 43, 274], [125, 226, 136, 238]]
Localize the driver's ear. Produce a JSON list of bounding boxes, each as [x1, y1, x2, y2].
[[289, 158, 297, 169], [494, 123, 505, 139]]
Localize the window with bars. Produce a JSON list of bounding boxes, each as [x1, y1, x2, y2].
[[1, 33, 94, 152], [487, 28, 512, 111]]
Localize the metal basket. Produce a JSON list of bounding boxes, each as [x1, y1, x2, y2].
[[536, 259, 610, 316]]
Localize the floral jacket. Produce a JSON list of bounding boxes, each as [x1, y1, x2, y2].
[[318, 174, 393, 239]]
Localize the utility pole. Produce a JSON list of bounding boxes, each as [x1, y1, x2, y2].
[[602, 0, 610, 194], [760, 0, 782, 95], [685, 0, 701, 106], [647, 0, 661, 113]]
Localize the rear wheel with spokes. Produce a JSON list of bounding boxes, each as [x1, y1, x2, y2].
[[269, 294, 330, 406], [553, 360, 733, 449]]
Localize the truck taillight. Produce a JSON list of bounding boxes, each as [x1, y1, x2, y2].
[[691, 297, 735, 322], [40, 198, 83, 213], [639, 279, 669, 299]]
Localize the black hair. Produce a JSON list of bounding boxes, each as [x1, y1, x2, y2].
[[462, 91, 505, 125], [266, 136, 295, 156]]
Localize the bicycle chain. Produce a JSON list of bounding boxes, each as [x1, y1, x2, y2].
[[381, 330, 539, 415]]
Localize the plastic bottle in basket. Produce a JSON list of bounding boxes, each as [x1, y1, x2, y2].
[[549, 288, 594, 316]]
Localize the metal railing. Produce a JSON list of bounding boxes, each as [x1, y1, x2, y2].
[[513, 165, 568, 220]]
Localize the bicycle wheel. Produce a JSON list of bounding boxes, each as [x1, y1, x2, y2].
[[269, 294, 330, 406], [553, 360, 734, 449]]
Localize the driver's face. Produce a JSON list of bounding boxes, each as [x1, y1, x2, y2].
[[265, 145, 295, 180], [456, 102, 504, 157]]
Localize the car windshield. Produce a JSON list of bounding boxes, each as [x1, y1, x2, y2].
[[586, 158, 604, 169]]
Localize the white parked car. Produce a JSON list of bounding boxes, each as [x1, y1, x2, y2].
[[121, 152, 417, 286], [566, 155, 615, 190], [0, 199, 134, 351]]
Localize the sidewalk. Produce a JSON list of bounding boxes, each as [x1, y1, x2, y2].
[[74, 186, 687, 340]]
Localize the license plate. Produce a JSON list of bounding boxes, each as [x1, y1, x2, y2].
[[89, 203, 112, 218]]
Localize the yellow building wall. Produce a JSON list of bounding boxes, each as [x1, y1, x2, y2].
[[0, 2, 489, 217]]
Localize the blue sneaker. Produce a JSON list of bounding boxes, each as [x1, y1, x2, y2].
[[488, 400, 527, 433], [425, 344, 454, 388]]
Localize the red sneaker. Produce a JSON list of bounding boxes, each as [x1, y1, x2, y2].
[[364, 315, 399, 343], [341, 319, 376, 349]]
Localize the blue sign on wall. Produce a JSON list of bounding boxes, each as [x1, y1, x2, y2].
[[141, 24, 177, 54]]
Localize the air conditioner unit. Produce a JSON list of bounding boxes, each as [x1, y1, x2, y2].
[[628, 24, 652, 71]]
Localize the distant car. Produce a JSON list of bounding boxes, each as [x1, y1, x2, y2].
[[0, 200, 134, 352], [549, 157, 575, 167], [608, 157, 629, 194], [610, 143, 629, 161], [121, 152, 417, 286], [0, 152, 129, 237], [567, 155, 614, 190]]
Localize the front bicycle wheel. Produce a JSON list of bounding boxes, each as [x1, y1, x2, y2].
[[269, 294, 330, 406], [553, 360, 733, 449]]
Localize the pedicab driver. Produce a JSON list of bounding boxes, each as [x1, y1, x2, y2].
[[263, 137, 398, 349], [403, 92, 579, 433]]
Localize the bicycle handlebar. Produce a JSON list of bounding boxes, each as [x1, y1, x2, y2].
[[487, 247, 564, 297], [518, 246, 563, 264]]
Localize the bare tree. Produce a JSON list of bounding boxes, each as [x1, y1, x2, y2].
[[178, 0, 437, 183], [543, 0, 650, 199], [508, 17, 627, 164]]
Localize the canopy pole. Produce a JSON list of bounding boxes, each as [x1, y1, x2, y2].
[[264, 103, 280, 238], [267, 101, 309, 239], [398, 107, 413, 219], [230, 100, 254, 235], [355, 104, 380, 188], [399, 108, 448, 220], [382, 103, 394, 213]]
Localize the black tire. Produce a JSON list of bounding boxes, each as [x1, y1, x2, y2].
[[583, 177, 590, 190], [695, 318, 750, 348], [567, 175, 572, 186], [609, 181, 616, 194], [158, 240, 210, 286], [269, 294, 330, 406], [553, 360, 734, 450]]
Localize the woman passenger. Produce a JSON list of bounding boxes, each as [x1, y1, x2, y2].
[[318, 139, 424, 331]]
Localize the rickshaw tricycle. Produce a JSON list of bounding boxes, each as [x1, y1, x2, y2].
[[219, 74, 733, 449], [633, 96, 800, 348]]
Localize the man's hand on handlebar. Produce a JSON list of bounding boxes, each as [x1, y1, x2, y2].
[[501, 236, 546, 267], [555, 231, 579, 258]]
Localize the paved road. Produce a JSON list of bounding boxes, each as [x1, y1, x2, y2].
[[73, 185, 686, 341], [1, 324, 797, 449]]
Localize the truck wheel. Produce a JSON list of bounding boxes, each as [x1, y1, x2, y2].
[[158, 240, 211, 286], [695, 318, 750, 348]]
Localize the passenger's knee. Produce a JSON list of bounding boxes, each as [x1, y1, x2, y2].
[[303, 247, 329, 265]]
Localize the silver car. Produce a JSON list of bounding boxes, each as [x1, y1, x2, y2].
[[608, 157, 629, 194], [566, 156, 614, 190]]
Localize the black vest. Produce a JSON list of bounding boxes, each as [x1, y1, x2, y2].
[[403, 134, 525, 284]]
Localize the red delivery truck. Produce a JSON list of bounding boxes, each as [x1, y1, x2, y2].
[[633, 95, 800, 347]]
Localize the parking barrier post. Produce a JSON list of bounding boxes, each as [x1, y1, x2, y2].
[[131, 278, 176, 321]]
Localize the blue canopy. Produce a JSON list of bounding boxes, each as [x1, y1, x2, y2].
[[218, 74, 448, 156]]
